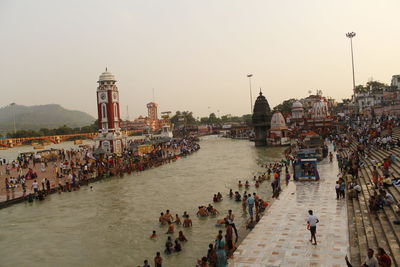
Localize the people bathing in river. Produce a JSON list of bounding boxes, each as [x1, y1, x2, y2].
[[183, 215, 192, 227], [159, 212, 166, 225], [197, 206, 209, 217], [207, 204, 219, 215], [142, 259, 150, 267], [154, 252, 163, 267], [150, 230, 157, 239], [174, 214, 181, 225], [234, 191, 241, 201], [166, 221, 174, 234], [174, 239, 182, 252], [164, 210, 173, 222], [238, 180, 242, 187], [164, 236, 173, 254], [178, 231, 187, 242]]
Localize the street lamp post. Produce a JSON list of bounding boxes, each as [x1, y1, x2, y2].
[[10, 103, 16, 134], [247, 74, 253, 114], [346, 32, 356, 94]]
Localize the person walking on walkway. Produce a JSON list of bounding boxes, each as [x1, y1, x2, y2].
[[307, 209, 319, 245]]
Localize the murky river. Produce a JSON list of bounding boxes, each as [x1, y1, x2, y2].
[[0, 136, 285, 267]]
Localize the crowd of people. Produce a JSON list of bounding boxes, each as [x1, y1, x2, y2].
[[1, 136, 201, 203], [332, 114, 400, 266]]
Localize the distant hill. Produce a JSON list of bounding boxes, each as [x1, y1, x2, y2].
[[0, 104, 95, 132]]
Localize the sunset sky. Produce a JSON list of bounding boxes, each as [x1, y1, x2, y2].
[[0, 0, 399, 119]]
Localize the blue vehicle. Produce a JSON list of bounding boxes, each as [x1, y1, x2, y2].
[[293, 149, 319, 181]]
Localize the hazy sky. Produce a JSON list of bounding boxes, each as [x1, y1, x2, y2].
[[0, 0, 399, 119]]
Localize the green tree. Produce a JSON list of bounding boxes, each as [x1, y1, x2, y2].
[[171, 111, 197, 125], [208, 113, 219, 124], [273, 98, 296, 115], [200, 117, 209, 123]]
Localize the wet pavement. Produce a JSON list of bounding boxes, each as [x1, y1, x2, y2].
[[230, 157, 349, 267]]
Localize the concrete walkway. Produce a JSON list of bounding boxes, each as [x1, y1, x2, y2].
[[229, 158, 349, 267]]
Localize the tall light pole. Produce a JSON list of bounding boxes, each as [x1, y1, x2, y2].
[[10, 103, 16, 134], [346, 32, 356, 94], [247, 74, 253, 114]]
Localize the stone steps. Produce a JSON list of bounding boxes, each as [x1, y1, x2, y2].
[[348, 194, 362, 265], [342, 130, 400, 266], [359, 167, 400, 265]]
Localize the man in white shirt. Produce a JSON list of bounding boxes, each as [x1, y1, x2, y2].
[[363, 248, 378, 267], [307, 209, 319, 245], [383, 190, 395, 205], [31, 180, 39, 196]]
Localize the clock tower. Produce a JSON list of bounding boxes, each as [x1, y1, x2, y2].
[[94, 68, 125, 155]]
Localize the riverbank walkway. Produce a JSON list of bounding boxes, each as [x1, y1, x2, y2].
[[229, 156, 348, 267]]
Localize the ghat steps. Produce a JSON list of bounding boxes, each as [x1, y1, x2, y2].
[[342, 129, 400, 266]]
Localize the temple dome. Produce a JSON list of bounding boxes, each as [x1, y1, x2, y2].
[[270, 112, 287, 130], [292, 101, 303, 109], [252, 91, 271, 126], [98, 69, 116, 82], [311, 100, 329, 118]]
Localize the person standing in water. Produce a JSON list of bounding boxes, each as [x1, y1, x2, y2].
[[247, 194, 255, 221], [154, 252, 163, 267]]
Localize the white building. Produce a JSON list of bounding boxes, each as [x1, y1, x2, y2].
[[354, 92, 375, 113], [391, 75, 400, 89]]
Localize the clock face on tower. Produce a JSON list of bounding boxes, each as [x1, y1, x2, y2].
[[100, 92, 106, 100], [112, 92, 118, 101]]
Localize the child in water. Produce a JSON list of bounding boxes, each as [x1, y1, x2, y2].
[[150, 230, 157, 238]]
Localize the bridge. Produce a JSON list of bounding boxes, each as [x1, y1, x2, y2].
[[0, 130, 143, 148]]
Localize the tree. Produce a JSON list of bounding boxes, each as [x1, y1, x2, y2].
[[241, 114, 252, 125], [208, 113, 219, 124], [273, 98, 296, 115], [354, 85, 366, 94], [170, 111, 182, 125], [171, 111, 197, 125], [200, 117, 209, 123]]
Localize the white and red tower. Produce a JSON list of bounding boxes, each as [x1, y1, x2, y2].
[[94, 68, 125, 155]]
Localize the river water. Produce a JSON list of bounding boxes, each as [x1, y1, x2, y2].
[[0, 136, 285, 267]]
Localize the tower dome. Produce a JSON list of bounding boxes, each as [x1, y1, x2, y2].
[[98, 68, 116, 82], [292, 101, 303, 109], [252, 91, 271, 125], [270, 112, 287, 131], [252, 91, 271, 146], [291, 100, 304, 119], [311, 100, 329, 118]]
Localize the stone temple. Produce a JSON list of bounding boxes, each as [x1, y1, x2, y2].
[[252, 91, 271, 146]]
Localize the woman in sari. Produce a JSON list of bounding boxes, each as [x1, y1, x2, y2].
[[215, 234, 227, 267]]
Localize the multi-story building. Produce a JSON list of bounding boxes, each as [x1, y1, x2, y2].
[[146, 102, 159, 131]]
